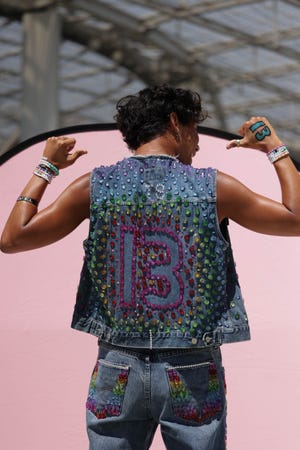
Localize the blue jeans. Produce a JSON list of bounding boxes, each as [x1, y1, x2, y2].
[[86, 341, 227, 450]]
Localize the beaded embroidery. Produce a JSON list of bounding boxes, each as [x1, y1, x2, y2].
[[86, 362, 129, 419], [167, 363, 223, 423], [72, 156, 249, 344]]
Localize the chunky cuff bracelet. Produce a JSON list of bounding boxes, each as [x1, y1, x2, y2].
[[40, 157, 59, 176], [33, 165, 54, 183], [17, 195, 39, 207], [267, 144, 289, 164]]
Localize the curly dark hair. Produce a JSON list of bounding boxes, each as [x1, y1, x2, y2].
[[114, 85, 208, 151]]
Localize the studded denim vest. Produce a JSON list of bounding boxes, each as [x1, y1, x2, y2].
[[71, 155, 250, 348]]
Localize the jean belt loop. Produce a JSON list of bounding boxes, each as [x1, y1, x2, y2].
[[203, 329, 222, 346]]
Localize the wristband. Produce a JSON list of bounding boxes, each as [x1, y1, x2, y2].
[[40, 157, 59, 176], [33, 165, 54, 183], [267, 144, 289, 163]]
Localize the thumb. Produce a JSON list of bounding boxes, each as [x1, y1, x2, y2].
[[67, 150, 88, 164], [226, 138, 245, 149]]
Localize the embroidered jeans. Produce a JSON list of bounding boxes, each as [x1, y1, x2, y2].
[[86, 341, 227, 450]]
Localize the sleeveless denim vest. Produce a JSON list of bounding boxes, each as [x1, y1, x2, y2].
[[71, 156, 250, 348]]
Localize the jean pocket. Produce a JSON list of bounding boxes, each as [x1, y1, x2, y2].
[[86, 359, 130, 419], [166, 361, 225, 425]]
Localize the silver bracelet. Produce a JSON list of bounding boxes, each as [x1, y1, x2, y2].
[[16, 195, 39, 207], [33, 165, 54, 183]]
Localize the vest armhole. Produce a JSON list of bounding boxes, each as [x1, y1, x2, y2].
[[208, 168, 230, 247]]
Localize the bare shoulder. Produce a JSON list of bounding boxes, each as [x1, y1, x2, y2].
[[53, 172, 91, 220], [216, 170, 245, 197], [216, 170, 253, 222], [68, 171, 91, 190], [63, 171, 91, 199]]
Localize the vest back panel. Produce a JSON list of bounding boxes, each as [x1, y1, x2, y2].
[[72, 156, 250, 348]]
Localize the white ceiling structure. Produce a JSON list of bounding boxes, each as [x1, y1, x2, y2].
[[0, 0, 300, 161]]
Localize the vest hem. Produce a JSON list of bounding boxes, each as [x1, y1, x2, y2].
[[71, 318, 251, 348]]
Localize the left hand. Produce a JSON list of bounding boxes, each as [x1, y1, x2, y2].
[[42, 136, 87, 169]]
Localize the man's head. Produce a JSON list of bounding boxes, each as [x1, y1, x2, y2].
[[114, 85, 207, 152]]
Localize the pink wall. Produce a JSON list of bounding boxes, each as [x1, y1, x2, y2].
[[1, 130, 299, 449]]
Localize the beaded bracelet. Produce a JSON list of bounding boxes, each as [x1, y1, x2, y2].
[[267, 144, 289, 164], [40, 157, 59, 176], [17, 195, 39, 207], [33, 165, 54, 183]]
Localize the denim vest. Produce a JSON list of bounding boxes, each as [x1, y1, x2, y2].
[[71, 155, 250, 348]]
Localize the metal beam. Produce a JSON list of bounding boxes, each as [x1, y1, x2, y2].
[[0, 0, 58, 15], [21, 5, 60, 139], [70, 0, 227, 127]]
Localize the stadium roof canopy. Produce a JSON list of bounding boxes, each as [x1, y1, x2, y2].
[[0, 0, 299, 160]]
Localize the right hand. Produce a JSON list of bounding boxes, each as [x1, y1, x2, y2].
[[226, 116, 283, 153], [42, 136, 87, 169]]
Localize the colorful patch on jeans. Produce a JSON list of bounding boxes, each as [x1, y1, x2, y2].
[[86, 363, 129, 419], [167, 363, 223, 423]]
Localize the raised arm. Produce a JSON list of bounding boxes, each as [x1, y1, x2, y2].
[[0, 136, 90, 253], [217, 116, 300, 236]]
